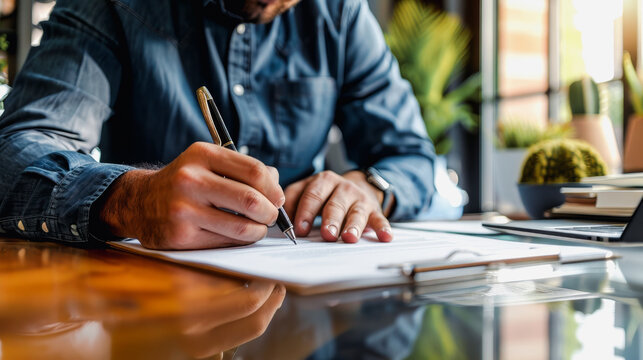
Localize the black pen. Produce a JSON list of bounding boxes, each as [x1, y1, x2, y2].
[[196, 86, 297, 244]]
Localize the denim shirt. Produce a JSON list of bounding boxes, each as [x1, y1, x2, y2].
[[0, 0, 436, 244]]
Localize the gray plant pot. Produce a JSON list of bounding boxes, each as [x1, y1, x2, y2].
[[493, 148, 527, 216]]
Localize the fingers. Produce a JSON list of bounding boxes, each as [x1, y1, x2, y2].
[[319, 180, 368, 242], [368, 212, 393, 242], [172, 145, 395, 247], [147, 228, 262, 250], [193, 207, 269, 244], [293, 172, 341, 237], [319, 187, 350, 242], [184, 168, 279, 225], [214, 284, 285, 344], [312, 172, 393, 243], [132, 143, 287, 250], [142, 202, 269, 249], [180, 281, 278, 334], [339, 203, 370, 243], [266, 166, 279, 184], [181, 283, 286, 358], [284, 170, 395, 243], [283, 179, 307, 219], [189, 143, 285, 207]]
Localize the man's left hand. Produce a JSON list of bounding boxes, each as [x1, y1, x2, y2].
[[283, 170, 394, 243]]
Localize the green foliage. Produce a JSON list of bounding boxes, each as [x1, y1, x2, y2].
[[0, 34, 8, 85], [569, 77, 599, 115], [519, 139, 607, 184], [497, 120, 572, 149], [405, 304, 470, 360], [624, 52, 643, 115], [560, 302, 582, 360], [385, 0, 481, 155]]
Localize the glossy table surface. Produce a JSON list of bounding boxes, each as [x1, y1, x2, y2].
[[1, 231, 643, 360]]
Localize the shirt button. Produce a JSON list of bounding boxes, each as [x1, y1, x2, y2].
[[239, 145, 249, 155], [236, 23, 246, 35], [233, 84, 245, 96], [41, 222, 49, 233], [70, 224, 80, 237], [17, 220, 25, 231]]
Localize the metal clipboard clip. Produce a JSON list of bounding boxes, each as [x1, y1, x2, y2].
[[378, 248, 562, 284]]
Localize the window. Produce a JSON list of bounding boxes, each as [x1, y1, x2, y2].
[[481, 0, 625, 212], [31, 0, 55, 47]]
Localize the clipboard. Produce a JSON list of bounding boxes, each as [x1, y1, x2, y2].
[[109, 228, 616, 295], [378, 247, 616, 285], [378, 248, 560, 276]]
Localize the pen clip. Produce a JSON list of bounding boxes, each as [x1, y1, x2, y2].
[[196, 87, 222, 146]]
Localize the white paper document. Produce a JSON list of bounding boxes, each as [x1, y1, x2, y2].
[[111, 228, 613, 295]]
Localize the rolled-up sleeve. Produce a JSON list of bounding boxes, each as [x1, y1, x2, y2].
[[0, 0, 132, 244], [336, 0, 436, 220]]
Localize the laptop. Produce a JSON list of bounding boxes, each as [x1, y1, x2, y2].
[[483, 200, 643, 244]]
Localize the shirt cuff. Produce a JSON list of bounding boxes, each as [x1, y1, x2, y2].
[[51, 162, 134, 244], [373, 156, 435, 221]]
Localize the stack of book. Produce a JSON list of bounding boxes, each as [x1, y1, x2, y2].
[[550, 173, 643, 219]]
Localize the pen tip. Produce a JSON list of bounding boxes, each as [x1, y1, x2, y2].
[[284, 228, 297, 244]]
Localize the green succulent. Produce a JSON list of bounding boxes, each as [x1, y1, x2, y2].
[[569, 76, 600, 115], [624, 52, 643, 115], [0, 34, 8, 86], [385, 0, 481, 155], [519, 139, 607, 184], [497, 120, 572, 149]]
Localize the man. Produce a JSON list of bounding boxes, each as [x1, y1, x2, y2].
[[0, 0, 436, 249]]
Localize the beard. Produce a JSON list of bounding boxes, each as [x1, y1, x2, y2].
[[222, 0, 300, 24]]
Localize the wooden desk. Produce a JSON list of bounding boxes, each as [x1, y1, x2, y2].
[[0, 237, 285, 359], [2, 234, 643, 360]]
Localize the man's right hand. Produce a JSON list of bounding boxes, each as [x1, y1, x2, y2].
[[98, 142, 285, 250]]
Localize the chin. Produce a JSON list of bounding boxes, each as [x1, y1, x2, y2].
[[246, 9, 280, 24], [246, 0, 300, 24], [255, 12, 279, 24]]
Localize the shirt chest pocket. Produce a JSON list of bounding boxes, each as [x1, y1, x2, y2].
[[272, 77, 338, 168]]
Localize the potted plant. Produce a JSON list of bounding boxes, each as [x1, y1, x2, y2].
[[622, 52, 643, 172], [494, 119, 571, 215], [0, 34, 9, 115], [568, 76, 621, 174], [385, 0, 480, 219], [518, 139, 607, 219]]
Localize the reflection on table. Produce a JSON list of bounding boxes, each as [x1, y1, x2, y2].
[[1, 237, 643, 359], [0, 239, 284, 359]]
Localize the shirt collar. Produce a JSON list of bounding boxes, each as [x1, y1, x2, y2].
[[203, 0, 245, 22]]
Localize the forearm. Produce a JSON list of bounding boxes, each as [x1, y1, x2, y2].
[[336, 0, 436, 221]]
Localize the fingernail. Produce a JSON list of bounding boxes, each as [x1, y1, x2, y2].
[[301, 220, 310, 231], [345, 227, 359, 238], [378, 227, 393, 242], [327, 224, 338, 237]]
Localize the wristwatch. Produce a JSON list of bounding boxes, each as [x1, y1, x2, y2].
[[363, 167, 394, 215]]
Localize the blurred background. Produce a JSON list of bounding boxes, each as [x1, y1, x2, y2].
[[0, 0, 639, 217]]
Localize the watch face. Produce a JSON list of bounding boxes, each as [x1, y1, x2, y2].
[[367, 171, 390, 191]]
